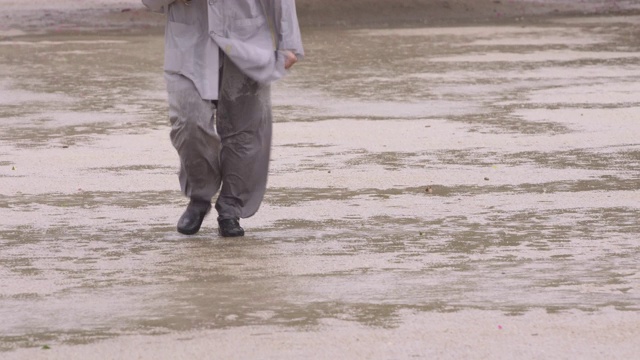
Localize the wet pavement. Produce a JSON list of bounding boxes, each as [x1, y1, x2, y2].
[[1, 14, 639, 358]]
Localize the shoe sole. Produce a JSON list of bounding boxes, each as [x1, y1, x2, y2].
[[177, 225, 202, 235], [218, 229, 245, 237]]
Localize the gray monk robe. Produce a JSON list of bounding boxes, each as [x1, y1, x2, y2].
[[141, 0, 304, 220]]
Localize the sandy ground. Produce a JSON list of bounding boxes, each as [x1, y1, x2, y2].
[[1, 1, 640, 359], [5, 310, 640, 359], [0, 0, 640, 33]]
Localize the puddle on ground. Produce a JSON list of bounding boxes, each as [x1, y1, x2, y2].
[[0, 16, 639, 352]]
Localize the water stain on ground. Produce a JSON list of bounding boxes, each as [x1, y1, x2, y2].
[[0, 14, 639, 356]]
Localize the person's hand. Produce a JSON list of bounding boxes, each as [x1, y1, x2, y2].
[[178, 0, 191, 5], [284, 51, 298, 70]]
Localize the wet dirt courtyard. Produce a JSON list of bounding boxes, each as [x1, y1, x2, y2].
[[1, 13, 639, 359]]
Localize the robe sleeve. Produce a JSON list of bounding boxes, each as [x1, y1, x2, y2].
[[268, 0, 305, 59], [213, 1, 305, 84]]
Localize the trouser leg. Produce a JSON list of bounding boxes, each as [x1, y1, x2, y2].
[[165, 72, 221, 202], [215, 54, 272, 220]]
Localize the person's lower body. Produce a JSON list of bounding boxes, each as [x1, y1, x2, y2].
[[165, 54, 272, 237]]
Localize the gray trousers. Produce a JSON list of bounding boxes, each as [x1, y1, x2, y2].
[[165, 55, 272, 220]]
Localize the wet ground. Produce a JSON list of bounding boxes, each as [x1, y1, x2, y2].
[[1, 14, 639, 359]]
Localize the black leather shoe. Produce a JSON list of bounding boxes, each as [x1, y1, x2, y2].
[[177, 199, 211, 235], [218, 218, 245, 237]]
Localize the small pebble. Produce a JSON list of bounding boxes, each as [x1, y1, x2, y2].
[[484, 177, 490, 181]]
